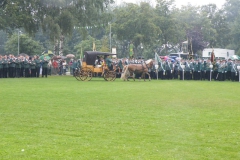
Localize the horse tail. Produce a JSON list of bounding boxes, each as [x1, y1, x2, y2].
[[121, 65, 129, 80]]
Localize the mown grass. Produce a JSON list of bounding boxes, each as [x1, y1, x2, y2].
[[0, 76, 240, 159]]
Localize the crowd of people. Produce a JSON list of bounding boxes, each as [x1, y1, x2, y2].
[[1, 54, 240, 82], [0, 54, 49, 78], [119, 58, 240, 82], [0, 54, 83, 78]]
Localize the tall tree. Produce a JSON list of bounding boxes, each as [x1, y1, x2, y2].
[[113, 2, 160, 57]]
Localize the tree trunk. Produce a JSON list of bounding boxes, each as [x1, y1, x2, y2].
[[59, 34, 64, 56], [54, 38, 59, 55]]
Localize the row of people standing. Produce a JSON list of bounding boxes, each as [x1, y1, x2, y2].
[[0, 54, 50, 78], [150, 58, 240, 82]]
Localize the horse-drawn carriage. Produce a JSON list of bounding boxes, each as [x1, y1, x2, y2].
[[74, 51, 117, 81]]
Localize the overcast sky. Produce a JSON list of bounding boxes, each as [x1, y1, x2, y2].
[[116, 0, 226, 8]]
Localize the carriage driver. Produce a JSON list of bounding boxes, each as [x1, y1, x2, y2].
[[104, 55, 113, 70], [95, 56, 102, 66]]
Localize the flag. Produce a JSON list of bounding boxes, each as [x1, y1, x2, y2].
[[129, 43, 134, 58], [93, 41, 96, 51], [211, 49, 215, 63], [80, 47, 83, 60], [155, 52, 162, 65]]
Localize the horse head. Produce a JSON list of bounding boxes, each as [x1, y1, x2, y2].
[[145, 59, 153, 67]]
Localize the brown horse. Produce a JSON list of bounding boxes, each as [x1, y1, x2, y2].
[[121, 59, 153, 81]]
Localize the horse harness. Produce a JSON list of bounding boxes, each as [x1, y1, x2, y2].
[[142, 61, 151, 71]]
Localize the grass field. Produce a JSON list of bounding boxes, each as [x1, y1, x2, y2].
[[1, 76, 240, 159]]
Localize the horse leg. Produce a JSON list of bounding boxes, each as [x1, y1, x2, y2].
[[146, 72, 151, 81]]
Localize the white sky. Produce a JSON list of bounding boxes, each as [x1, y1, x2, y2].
[[116, 0, 226, 9]]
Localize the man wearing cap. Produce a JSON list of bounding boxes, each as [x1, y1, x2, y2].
[[217, 60, 225, 81], [201, 59, 206, 80], [0, 55, 3, 78], [206, 59, 212, 81], [226, 59, 232, 80], [178, 59, 184, 80], [165, 59, 173, 80], [231, 60, 238, 81], [15, 56, 21, 78], [104, 55, 113, 70], [184, 60, 191, 80], [2, 55, 9, 78]]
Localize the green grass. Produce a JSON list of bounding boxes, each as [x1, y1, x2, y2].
[[1, 76, 240, 159]]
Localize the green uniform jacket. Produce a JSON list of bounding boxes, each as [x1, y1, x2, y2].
[[2, 58, 9, 68], [72, 61, 78, 69], [184, 61, 191, 71], [165, 61, 173, 71], [24, 59, 30, 68], [15, 59, 21, 68], [35, 59, 41, 68], [201, 61, 206, 71], [218, 63, 225, 73], [30, 60, 36, 69], [42, 60, 49, 68], [0, 60, 3, 69], [9, 58, 16, 67], [105, 58, 112, 68]]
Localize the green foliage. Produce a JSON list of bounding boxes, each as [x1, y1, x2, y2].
[[2, 0, 240, 57], [113, 3, 160, 47], [5, 34, 43, 56], [1, 77, 240, 159]]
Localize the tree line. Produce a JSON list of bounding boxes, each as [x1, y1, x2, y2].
[[0, 0, 240, 58]]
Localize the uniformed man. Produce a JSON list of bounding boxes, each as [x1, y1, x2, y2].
[[30, 57, 36, 77], [173, 61, 179, 79], [201, 59, 207, 80], [226, 59, 232, 80], [231, 60, 238, 81], [158, 59, 165, 80], [72, 59, 78, 77], [196, 59, 202, 80], [15, 57, 21, 78], [178, 59, 184, 80], [9, 55, 16, 78], [165, 59, 173, 80], [213, 59, 220, 80], [20, 56, 25, 77], [42, 57, 49, 78], [184, 60, 191, 80], [104, 55, 113, 70], [0, 55, 3, 78], [35, 56, 41, 77], [192, 59, 198, 80], [2, 55, 9, 78], [206, 59, 212, 81], [217, 60, 226, 81], [24, 56, 30, 77]]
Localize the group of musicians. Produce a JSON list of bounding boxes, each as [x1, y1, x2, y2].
[[2, 53, 240, 82], [0, 54, 50, 78], [149, 58, 240, 82]]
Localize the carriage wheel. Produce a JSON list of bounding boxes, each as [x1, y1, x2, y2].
[[85, 68, 93, 81], [74, 69, 81, 81], [79, 69, 88, 81], [104, 71, 116, 81], [79, 68, 92, 81]]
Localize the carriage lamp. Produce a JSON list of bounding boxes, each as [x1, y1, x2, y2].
[[181, 65, 185, 80], [237, 66, 240, 82], [209, 65, 213, 81]]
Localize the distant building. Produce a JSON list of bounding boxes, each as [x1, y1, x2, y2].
[[202, 48, 235, 59]]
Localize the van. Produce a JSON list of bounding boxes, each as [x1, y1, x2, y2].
[[169, 52, 189, 60]]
